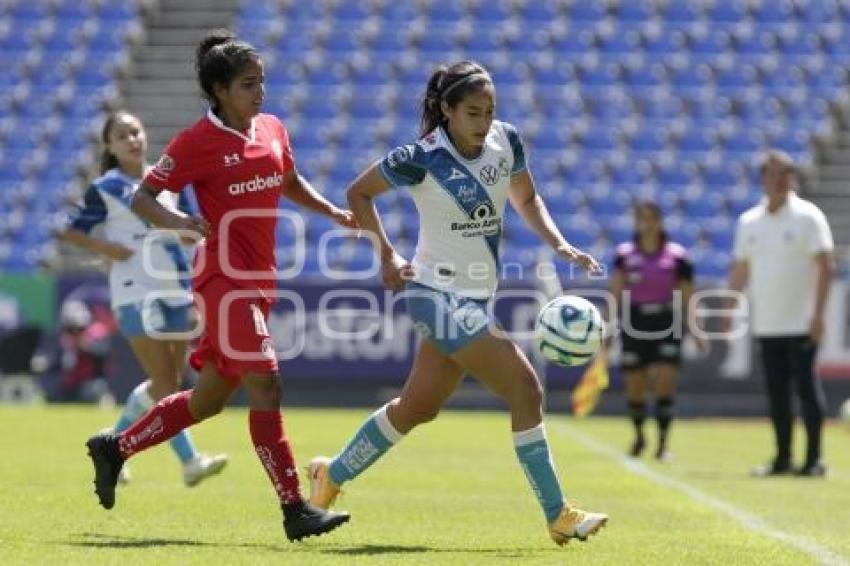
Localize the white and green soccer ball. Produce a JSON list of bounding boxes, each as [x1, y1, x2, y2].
[[535, 295, 604, 367]]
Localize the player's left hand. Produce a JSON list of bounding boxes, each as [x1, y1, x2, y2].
[[557, 245, 602, 274], [809, 314, 825, 344], [331, 208, 359, 229]]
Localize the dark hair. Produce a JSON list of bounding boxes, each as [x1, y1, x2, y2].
[[100, 111, 138, 174], [758, 149, 796, 176], [420, 60, 494, 136], [633, 200, 668, 243], [195, 29, 260, 109]]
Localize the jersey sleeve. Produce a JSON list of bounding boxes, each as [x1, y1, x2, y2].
[[675, 254, 695, 282], [732, 218, 749, 261], [807, 207, 834, 255], [501, 122, 527, 175], [612, 250, 626, 271], [275, 118, 296, 173], [378, 144, 427, 188], [66, 185, 107, 234], [143, 131, 198, 193]]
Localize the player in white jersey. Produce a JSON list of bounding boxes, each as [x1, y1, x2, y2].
[[60, 112, 226, 486], [308, 61, 608, 545]]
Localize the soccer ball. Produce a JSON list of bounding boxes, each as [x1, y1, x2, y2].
[[535, 295, 604, 367], [840, 398, 850, 424]]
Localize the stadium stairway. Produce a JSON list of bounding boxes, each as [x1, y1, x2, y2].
[[811, 97, 850, 253], [124, 0, 240, 154]]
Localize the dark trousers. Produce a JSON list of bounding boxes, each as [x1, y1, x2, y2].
[[758, 335, 827, 465]]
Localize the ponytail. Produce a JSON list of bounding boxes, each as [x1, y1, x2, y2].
[[195, 29, 259, 110]]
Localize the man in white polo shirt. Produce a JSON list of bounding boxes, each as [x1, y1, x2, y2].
[[728, 150, 834, 477]]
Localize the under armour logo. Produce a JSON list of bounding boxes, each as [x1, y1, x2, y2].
[[223, 153, 241, 167], [446, 168, 467, 182]]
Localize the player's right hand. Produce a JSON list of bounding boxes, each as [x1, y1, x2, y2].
[[381, 251, 413, 292], [176, 215, 210, 238]]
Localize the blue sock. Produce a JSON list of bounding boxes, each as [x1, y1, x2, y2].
[[328, 404, 404, 485], [114, 414, 134, 433], [514, 423, 566, 523], [114, 381, 153, 433], [169, 430, 198, 464]]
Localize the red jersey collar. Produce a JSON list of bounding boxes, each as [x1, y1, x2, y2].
[[206, 109, 257, 143]]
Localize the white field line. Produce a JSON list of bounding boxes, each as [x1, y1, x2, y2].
[[556, 424, 849, 566]]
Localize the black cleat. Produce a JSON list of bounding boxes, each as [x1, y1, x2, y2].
[[629, 436, 646, 458], [282, 500, 350, 542], [751, 460, 792, 477], [655, 446, 673, 462], [796, 461, 827, 478], [85, 432, 124, 509]]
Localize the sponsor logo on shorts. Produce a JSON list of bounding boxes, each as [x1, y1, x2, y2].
[[453, 303, 488, 336], [261, 337, 276, 360]]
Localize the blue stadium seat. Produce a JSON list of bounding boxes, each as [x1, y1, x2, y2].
[[9, 0, 50, 21], [662, 1, 702, 22], [424, 1, 466, 23], [569, 2, 607, 22], [689, 29, 731, 55], [752, 0, 795, 23], [618, 0, 654, 22]]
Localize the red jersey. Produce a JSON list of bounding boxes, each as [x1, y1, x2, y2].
[[144, 111, 294, 291]]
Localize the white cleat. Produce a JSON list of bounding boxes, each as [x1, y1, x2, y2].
[[117, 464, 131, 484], [183, 453, 228, 487], [548, 506, 609, 545]]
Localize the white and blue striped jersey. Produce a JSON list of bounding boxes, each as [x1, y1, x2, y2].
[[379, 120, 527, 298], [67, 168, 194, 309]]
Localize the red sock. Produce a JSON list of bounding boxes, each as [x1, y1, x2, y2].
[[249, 410, 302, 504], [118, 391, 197, 458]]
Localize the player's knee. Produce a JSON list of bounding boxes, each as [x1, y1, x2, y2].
[[149, 377, 180, 400], [410, 405, 441, 426], [190, 396, 225, 421], [395, 399, 439, 428], [247, 375, 282, 409]]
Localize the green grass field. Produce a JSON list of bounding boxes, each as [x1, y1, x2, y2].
[[1, 405, 849, 565]]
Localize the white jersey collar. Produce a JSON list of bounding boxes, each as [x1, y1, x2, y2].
[[206, 108, 257, 143], [438, 125, 486, 165], [759, 191, 798, 216]]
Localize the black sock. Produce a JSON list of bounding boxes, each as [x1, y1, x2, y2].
[[628, 401, 647, 441], [655, 397, 675, 447]]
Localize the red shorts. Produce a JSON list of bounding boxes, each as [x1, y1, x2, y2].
[[189, 276, 278, 386]]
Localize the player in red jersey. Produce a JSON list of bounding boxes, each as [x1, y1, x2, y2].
[[84, 29, 354, 542]]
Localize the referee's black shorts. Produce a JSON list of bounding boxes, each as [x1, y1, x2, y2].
[[620, 303, 682, 370]]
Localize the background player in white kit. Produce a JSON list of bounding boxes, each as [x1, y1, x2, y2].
[[61, 111, 227, 486], [307, 60, 608, 546]]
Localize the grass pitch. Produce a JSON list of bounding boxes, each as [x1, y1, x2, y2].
[[1, 405, 849, 565]]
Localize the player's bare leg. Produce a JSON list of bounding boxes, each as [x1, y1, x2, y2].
[[452, 330, 607, 545], [309, 340, 464, 508]]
